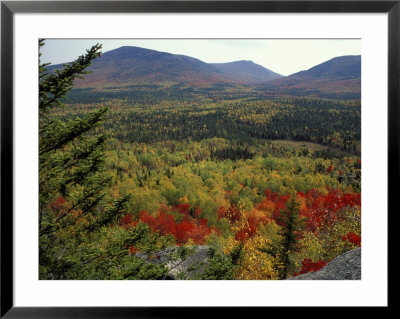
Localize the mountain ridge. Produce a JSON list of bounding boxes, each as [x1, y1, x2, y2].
[[47, 46, 361, 97], [50, 46, 282, 88], [262, 55, 361, 96], [49, 46, 283, 87], [285, 55, 361, 80]]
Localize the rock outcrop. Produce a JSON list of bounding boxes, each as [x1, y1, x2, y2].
[[136, 246, 361, 280], [289, 247, 361, 280], [134, 245, 211, 279]]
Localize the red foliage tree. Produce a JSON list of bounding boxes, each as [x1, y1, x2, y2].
[[293, 258, 327, 276], [342, 232, 361, 246], [217, 205, 241, 223], [135, 205, 215, 245], [256, 188, 360, 233], [235, 212, 267, 241]]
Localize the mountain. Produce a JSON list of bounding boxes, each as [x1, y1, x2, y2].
[[48, 48, 360, 99], [264, 55, 361, 98], [287, 55, 361, 80], [49, 46, 283, 88], [211, 60, 282, 83]]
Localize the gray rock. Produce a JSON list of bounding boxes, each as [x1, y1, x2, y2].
[[289, 247, 361, 280], [134, 245, 211, 279]]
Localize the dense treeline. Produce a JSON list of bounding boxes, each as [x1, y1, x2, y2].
[[59, 97, 360, 153], [66, 81, 361, 104]]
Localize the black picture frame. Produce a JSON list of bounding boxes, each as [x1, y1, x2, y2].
[[1, 0, 395, 317]]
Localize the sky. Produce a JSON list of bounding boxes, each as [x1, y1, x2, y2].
[[40, 39, 361, 76]]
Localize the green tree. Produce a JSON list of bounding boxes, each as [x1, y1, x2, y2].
[[278, 194, 305, 279], [38, 40, 165, 279]]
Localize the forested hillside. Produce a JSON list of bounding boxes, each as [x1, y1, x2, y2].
[[39, 42, 361, 280]]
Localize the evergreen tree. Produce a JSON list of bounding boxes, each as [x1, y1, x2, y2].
[[38, 40, 165, 279], [278, 194, 305, 279]]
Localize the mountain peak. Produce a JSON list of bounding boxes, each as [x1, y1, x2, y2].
[[290, 55, 361, 79], [211, 60, 282, 82], [228, 60, 253, 64], [102, 45, 170, 60]]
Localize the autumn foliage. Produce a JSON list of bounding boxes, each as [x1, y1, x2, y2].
[[216, 187, 361, 279], [255, 188, 361, 232], [119, 186, 361, 278], [293, 258, 327, 276], [120, 203, 217, 245], [342, 232, 361, 246]]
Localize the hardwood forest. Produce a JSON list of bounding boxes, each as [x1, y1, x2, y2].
[[39, 41, 361, 280]]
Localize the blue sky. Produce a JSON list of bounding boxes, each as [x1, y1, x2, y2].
[[40, 39, 361, 76]]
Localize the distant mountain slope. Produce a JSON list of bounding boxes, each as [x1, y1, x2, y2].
[[288, 55, 361, 80], [264, 55, 361, 98], [83, 46, 223, 86], [211, 60, 282, 83], [48, 46, 283, 88]]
